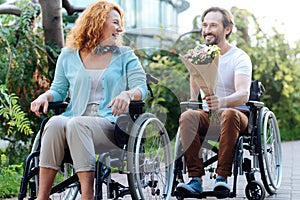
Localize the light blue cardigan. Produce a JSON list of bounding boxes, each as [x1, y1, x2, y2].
[[48, 46, 148, 123]]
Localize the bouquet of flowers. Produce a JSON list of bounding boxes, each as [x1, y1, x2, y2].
[[180, 44, 221, 96]]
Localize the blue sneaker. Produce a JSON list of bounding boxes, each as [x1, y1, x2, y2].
[[176, 178, 203, 194], [213, 176, 230, 191]]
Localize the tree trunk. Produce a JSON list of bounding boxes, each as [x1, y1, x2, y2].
[[39, 0, 64, 76]]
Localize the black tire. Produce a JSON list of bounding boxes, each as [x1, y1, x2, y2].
[[245, 181, 266, 200], [257, 107, 282, 195], [127, 113, 173, 200]]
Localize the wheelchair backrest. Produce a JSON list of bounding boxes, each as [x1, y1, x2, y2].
[[249, 80, 265, 101]]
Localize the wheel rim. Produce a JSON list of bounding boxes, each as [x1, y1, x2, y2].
[[258, 108, 282, 194], [262, 111, 282, 189], [128, 113, 173, 200]]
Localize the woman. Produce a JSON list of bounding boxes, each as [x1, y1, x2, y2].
[[30, 1, 148, 199]]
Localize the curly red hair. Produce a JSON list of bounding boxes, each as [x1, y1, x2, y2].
[[65, 0, 124, 52]]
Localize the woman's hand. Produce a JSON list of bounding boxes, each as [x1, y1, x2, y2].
[[108, 91, 131, 116], [30, 93, 51, 117]]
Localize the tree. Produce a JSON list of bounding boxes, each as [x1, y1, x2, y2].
[[230, 7, 300, 140], [0, 0, 85, 74]]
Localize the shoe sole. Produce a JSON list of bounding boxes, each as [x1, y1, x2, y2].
[[176, 184, 203, 194], [213, 185, 230, 192]]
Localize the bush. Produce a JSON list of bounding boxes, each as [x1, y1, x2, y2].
[[0, 154, 23, 198]]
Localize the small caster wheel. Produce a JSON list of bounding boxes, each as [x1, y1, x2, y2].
[[245, 180, 266, 200]]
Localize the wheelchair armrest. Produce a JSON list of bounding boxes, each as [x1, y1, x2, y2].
[[48, 102, 69, 109], [47, 102, 68, 115], [180, 101, 202, 112], [129, 101, 145, 116], [45, 101, 144, 116], [246, 100, 264, 108]]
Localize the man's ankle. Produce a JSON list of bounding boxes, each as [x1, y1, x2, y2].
[[192, 177, 203, 183], [217, 175, 227, 182]]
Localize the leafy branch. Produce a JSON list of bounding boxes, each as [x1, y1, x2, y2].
[[0, 85, 33, 135]]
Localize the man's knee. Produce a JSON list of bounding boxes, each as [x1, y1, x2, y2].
[[180, 110, 200, 124], [221, 109, 243, 125], [221, 109, 240, 119]]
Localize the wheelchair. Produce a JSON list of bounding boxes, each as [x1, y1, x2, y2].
[[171, 80, 283, 200], [18, 73, 174, 200]]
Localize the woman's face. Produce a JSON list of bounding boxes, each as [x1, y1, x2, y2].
[[101, 9, 123, 45]]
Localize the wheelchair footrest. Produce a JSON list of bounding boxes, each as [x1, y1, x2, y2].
[[173, 190, 235, 199]]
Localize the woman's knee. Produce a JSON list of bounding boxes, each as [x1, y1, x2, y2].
[[66, 117, 90, 135], [43, 115, 68, 138], [47, 115, 68, 128]]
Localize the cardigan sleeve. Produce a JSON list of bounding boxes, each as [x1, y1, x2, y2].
[[122, 47, 148, 99]]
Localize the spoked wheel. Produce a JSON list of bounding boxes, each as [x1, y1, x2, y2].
[[257, 107, 282, 195], [245, 181, 266, 200], [127, 113, 173, 200]]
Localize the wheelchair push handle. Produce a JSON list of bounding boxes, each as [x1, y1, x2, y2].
[[146, 73, 158, 84]]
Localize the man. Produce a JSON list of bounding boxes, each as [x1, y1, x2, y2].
[[176, 7, 252, 194]]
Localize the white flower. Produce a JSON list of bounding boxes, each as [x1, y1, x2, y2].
[[184, 44, 221, 65]]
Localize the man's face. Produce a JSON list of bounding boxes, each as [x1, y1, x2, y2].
[[201, 11, 226, 46]]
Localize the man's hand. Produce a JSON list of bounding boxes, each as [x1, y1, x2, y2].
[[203, 95, 219, 110]]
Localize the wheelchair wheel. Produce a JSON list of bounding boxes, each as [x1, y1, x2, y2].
[[245, 180, 266, 200], [257, 107, 282, 195], [127, 113, 173, 200]]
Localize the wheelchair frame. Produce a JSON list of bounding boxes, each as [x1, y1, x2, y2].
[[171, 81, 282, 200], [18, 74, 174, 200]]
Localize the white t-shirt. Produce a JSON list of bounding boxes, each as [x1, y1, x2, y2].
[[201, 45, 252, 111]]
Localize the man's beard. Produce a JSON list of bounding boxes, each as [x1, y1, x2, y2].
[[204, 34, 219, 46]]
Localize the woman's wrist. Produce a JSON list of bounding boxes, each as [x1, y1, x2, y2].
[[122, 91, 134, 101]]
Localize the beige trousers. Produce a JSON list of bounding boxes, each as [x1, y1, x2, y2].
[[39, 104, 116, 172]]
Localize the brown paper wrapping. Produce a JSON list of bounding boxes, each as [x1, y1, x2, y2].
[[180, 54, 219, 96]]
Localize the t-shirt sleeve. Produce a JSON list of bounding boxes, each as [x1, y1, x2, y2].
[[235, 52, 252, 76]]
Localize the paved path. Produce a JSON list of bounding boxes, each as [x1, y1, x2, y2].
[[5, 140, 300, 200], [111, 140, 300, 200], [107, 140, 300, 199], [196, 140, 300, 200]]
